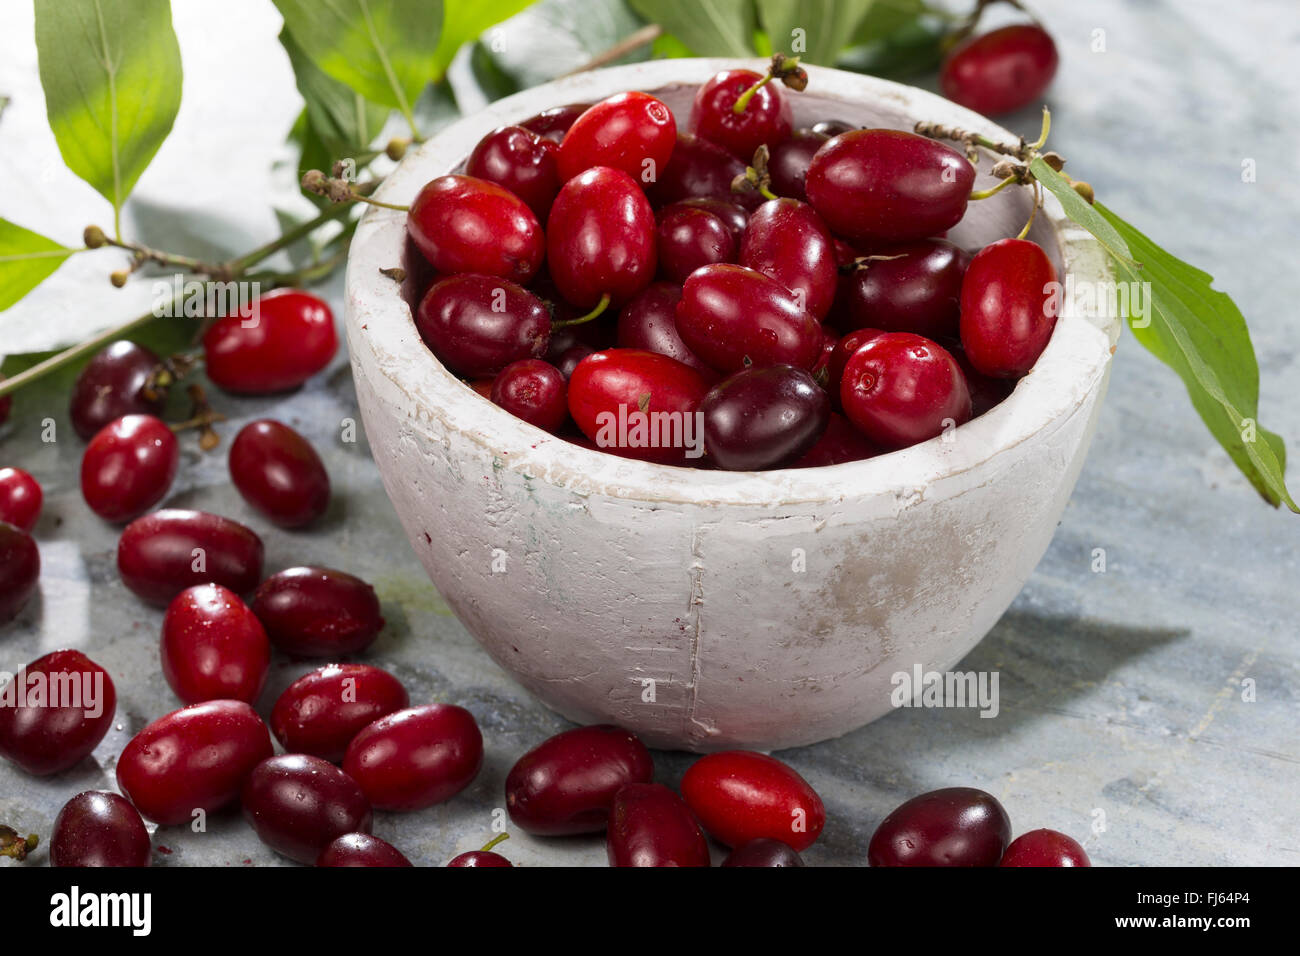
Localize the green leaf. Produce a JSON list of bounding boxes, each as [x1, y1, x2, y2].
[[281, 28, 389, 160], [627, 0, 757, 56], [33, 0, 182, 232], [273, 0, 444, 122], [433, 0, 535, 82], [1031, 161, 1295, 511], [469, 40, 522, 103], [480, 0, 651, 89], [837, 18, 944, 78], [0, 219, 75, 312], [851, 0, 924, 45], [757, 0, 874, 65]]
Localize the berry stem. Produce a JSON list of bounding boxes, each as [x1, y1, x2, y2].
[[969, 174, 1019, 201], [479, 832, 510, 853], [733, 73, 773, 115], [553, 293, 611, 328]]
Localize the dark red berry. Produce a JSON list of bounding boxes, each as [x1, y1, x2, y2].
[[791, 411, 882, 467], [161, 584, 271, 704], [615, 282, 714, 378], [840, 332, 971, 448], [959, 238, 1059, 378], [952, 345, 1014, 417], [941, 24, 1059, 117], [250, 566, 385, 658], [607, 783, 710, 867], [836, 239, 970, 340], [722, 838, 805, 867], [228, 419, 330, 528], [117, 509, 264, 606], [490, 359, 568, 433], [0, 521, 39, 626], [674, 198, 750, 245], [417, 274, 550, 378], [447, 835, 513, 867], [553, 344, 594, 381], [690, 69, 792, 161], [0, 467, 41, 533], [1000, 828, 1091, 867], [739, 198, 837, 320], [700, 365, 829, 470], [69, 341, 167, 441], [767, 128, 829, 202], [0, 649, 115, 776], [868, 787, 1012, 867], [505, 724, 654, 836], [806, 129, 975, 243], [80, 414, 179, 523], [826, 327, 885, 406], [681, 750, 825, 851], [317, 832, 412, 867], [656, 203, 735, 283], [116, 699, 273, 825], [519, 103, 592, 142], [466, 125, 561, 220], [204, 289, 337, 394], [557, 91, 676, 184], [271, 664, 409, 763], [343, 704, 483, 812], [407, 174, 545, 283], [242, 753, 373, 864], [648, 133, 756, 210], [50, 791, 151, 868], [810, 119, 854, 138]]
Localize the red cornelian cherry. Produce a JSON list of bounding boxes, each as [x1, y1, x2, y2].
[[271, 664, 409, 763], [81, 414, 179, 523], [690, 69, 792, 161], [0, 649, 115, 776], [648, 133, 756, 210], [868, 787, 1012, 867], [676, 263, 822, 373], [519, 103, 592, 142], [959, 237, 1059, 378], [547, 166, 657, 309], [806, 129, 975, 244], [466, 125, 561, 220], [616, 282, 714, 378], [489, 359, 569, 433], [161, 584, 271, 705], [505, 724, 654, 836], [791, 412, 882, 467], [318, 832, 412, 867], [1000, 828, 1091, 867], [767, 129, 829, 201], [556, 91, 677, 184], [204, 289, 337, 394], [241, 754, 373, 864], [251, 566, 385, 658], [229, 419, 330, 528], [0, 521, 39, 626], [953, 345, 1014, 417], [680, 750, 826, 852], [700, 365, 830, 471], [941, 24, 1059, 117], [447, 834, 513, 867], [836, 239, 971, 340], [116, 699, 274, 825], [655, 202, 735, 284], [607, 783, 710, 867], [50, 791, 151, 868], [416, 273, 551, 378], [0, 467, 42, 532], [117, 509, 264, 606], [407, 174, 545, 283], [739, 197, 838, 320], [343, 704, 483, 812], [567, 349, 711, 465], [675, 197, 750, 245], [722, 838, 806, 867], [69, 340, 167, 441], [826, 327, 885, 406], [840, 332, 972, 449]]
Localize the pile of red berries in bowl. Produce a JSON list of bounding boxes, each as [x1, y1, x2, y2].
[[400, 56, 1058, 470]]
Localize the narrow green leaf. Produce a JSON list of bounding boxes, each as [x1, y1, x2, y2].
[[34, 0, 182, 231], [0, 219, 75, 312], [433, 0, 535, 82], [281, 29, 390, 160], [1029, 158, 1130, 260], [757, 0, 874, 65], [851, 0, 924, 45], [627, 0, 757, 56], [837, 18, 944, 78]]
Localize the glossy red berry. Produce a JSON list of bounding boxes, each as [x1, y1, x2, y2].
[[343, 704, 483, 812], [676, 264, 822, 373], [117, 509, 264, 606], [69, 340, 167, 440], [1000, 828, 1091, 867], [251, 566, 385, 658], [648, 133, 755, 210], [767, 129, 829, 202], [0, 649, 115, 776], [607, 783, 710, 868], [836, 239, 970, 340], [811, 119, 855, 137], [840, 332, 971, 448], [869, 787, 1012, 866], [50, 791, 151, 868], [826, 327, 884, 405], [242, 754, 373, 864], [675, 198, 750, 245], [0, 467, 42, 533], [505, 724, 654, 836], [519, 103, 591, 142], [739, 198, 838, 320], [0, 521, 39, 626], [953, 346, 1014, 417], [490, 359, 568, 433], [806, 129, 975, 243], [116, 699, 273, 825], [567, 349, 710, 465], [681, 750, 825, 851], [416, 274, 551, 378], [204, 289, 338, 394], [448, 835, 513, 867], [959, 238, 1059, 378], [690, 69, 792, 161], [80, 414, 178, 523], [466, 125, 561, 220], [317, 832, 412, 867], [791, 412, 882, 467], [700, 365, 830, 470], [547, 166, 657, 309], [553, 344, 594, 381], [941, 24, 1059, 117], [722, 838, 805, 867], [271, 664, 409, 763], [615, 282, 714, 378], [406, 174, 544, 283], [557, 91, 676, 184], [228, 419, 330, 528], [161, 584, 271, 705], [656, 202, 735, 283]]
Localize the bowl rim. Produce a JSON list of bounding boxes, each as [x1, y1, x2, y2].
[[345, 58, 1121, 507]]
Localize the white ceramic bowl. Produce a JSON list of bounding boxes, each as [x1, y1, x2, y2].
[[344, 59, 1120, 752]]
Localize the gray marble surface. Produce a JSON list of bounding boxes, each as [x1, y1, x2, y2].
[[2, 0, 1297, 867]]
